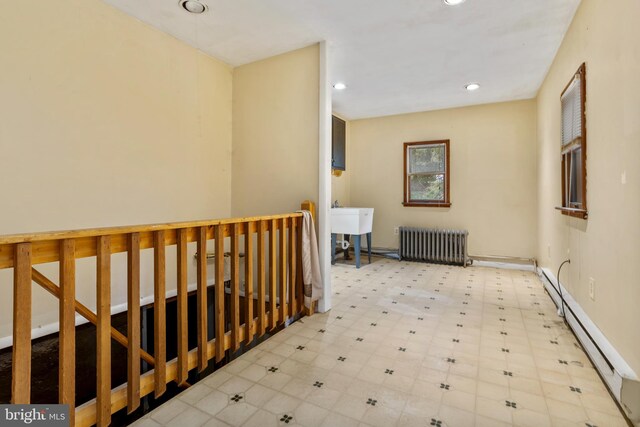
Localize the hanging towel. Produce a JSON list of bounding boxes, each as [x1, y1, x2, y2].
[[299, 210, 322, 308]]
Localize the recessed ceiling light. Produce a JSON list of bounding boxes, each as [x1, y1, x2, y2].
[[465, 83, 480, 91], [443, 0, 466, 5], [333, 82, 347, 90], [180, 0, 207, 14]]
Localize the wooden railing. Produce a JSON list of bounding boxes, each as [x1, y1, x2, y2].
[[0, 201, 315, 426]]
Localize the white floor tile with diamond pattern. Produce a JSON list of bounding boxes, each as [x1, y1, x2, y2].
[[133, 257, 628, 427]]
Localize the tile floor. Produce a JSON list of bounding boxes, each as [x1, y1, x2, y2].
[[134, 257, 628, 427]]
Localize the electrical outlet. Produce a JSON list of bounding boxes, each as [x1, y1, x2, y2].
[[589, 277, 595, 300], [621, 171, 627, 185], [394, 227, 399, 235]]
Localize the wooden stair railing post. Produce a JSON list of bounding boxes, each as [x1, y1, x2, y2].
[[257, 221, 266, 337], [214, 225, 225, 363], [301, 200, 315, 221], [196, 227, 208, 371], [127, 233, 141, 413], [153, 230, 167, 398], [269, 219, 277, 329], [230, 223, 240, 352], [296, 217, 304, 316], [59, 239, 76, 425], [30, 268, 155, 366], [96, 236, 111, 427], [279, 218, 287, 324], [244, 222, 254, 345], [288, 218, 297, 318], [12, 242, 32, 404], [177, 228, 188, 386]]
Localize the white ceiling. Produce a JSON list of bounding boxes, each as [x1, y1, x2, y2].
[[102, 0, 581, 120]]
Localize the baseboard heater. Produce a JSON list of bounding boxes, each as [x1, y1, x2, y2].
[[399, 227, 469, 266], [539, 267, 640, 425]]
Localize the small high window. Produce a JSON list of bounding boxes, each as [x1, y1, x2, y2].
[[403, 140, 451, 207], [558, 63, 587, 219]]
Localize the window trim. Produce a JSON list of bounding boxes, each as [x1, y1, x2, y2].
[[557, 63, 588, 219], [403, 140, 451, 207]]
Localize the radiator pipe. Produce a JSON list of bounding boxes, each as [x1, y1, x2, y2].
[[556, 259, 571, 319]]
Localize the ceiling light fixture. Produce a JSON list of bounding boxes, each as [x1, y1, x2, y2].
[[443, 0, 467, 5], [180, 0, 207, 14], [333, 82, 347, 90], [465, 83, 480, 91]]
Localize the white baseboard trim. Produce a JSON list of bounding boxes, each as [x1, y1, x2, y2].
[[538, 267, 640, 424], [471, 260, 536, 272]]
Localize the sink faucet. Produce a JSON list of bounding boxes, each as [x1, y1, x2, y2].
[[332, 200, 340, 208]]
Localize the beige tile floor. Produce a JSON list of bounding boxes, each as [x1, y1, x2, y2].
[[134, 257, 628, 427]]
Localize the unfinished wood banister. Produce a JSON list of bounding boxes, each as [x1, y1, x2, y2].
[[12, 242, 32, 404], [0, 201, 316, 427], [0, 213, 303, 245], [214, 224, 225, 363], [96, 235, 112, 427], [244, 221, 255, 345], [153, 230, 167, 398], [0, 213, 305, 269], [176, 228, 189, 386], [30, 268, 156, 366], [279, 217, 288, 323], [59, 239, 76, 426], [269, 219, 278, 330], [127, 233, 141, 413], [196, 226, 208, 372], [230, 223, 241, 352]]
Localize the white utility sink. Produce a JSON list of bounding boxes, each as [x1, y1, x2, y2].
[[331, 207, 374, 235]]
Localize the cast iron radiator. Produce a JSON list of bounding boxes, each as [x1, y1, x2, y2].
[[399, 227, 469, 266]]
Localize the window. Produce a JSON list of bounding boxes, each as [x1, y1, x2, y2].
[[403, 140, 451, 207], [558, 63, 587, 219]]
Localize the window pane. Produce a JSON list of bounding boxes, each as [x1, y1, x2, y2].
[[409, 174, 444, 202], [410, 145, 445, 173], [569, 148, 583, 206]]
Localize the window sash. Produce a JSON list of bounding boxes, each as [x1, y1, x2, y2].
[[407, 173, 446, 202], [408, 144, 446, 174]]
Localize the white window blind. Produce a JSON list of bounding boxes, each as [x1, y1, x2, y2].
[[561, 76, 583, 146]]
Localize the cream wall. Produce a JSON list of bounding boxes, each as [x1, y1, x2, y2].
[[536, 0, 640, 373], [331, 114, 351, 207], [349, 100, 538, 257], [0, 0, 233, 339], [231, 45, 319, 216]]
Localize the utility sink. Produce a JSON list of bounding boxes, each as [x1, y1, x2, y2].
[[331, 207, 374, 235]]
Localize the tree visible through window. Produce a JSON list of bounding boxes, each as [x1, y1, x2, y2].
[[403, 140, 450, 207]]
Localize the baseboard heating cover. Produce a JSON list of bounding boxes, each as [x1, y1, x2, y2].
[[399, 226, 469, 266], [538, 267, 640, 425]]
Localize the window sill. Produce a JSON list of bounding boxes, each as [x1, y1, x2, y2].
[[403, 202, 451, 208], [555, 206, 588, 219]]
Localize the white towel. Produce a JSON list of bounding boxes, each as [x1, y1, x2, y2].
[[299, 210, 322, 308]]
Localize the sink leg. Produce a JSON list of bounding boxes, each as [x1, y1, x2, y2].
[[366, 232, 372, 264], [354, 235, 361, 268], [331, 233, 336, 265]]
